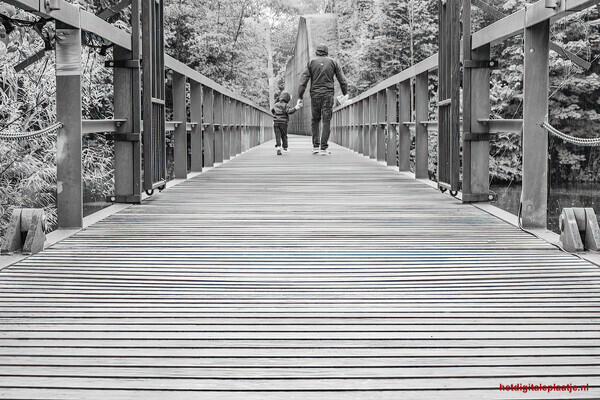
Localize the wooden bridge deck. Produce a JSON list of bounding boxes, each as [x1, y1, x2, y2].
[[1, 135, 599, 399]]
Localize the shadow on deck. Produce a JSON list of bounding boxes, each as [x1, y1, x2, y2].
[[1, 135, 599, 399]]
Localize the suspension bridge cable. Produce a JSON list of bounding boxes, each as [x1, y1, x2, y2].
[[0, 122, 62, 141]]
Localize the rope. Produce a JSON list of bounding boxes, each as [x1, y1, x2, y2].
[[542, 121, 600, 147], [0, 122, 62, 141]]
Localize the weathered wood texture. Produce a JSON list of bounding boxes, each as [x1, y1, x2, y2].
[[1, 136, 599, 399]]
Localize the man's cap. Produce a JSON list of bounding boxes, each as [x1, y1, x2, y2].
[[316, 45, 328, 56]]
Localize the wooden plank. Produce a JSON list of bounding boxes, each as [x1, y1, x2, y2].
[[1, 136, 599, 397]]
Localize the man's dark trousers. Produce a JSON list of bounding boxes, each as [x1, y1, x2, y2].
[[311, 95, 334, 150], [274, 122, 288, 149]]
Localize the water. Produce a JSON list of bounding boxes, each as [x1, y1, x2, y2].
[[490, 183, 600, 233]]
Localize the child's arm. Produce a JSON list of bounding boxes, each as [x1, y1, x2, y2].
[[286, 105, 298, 115]]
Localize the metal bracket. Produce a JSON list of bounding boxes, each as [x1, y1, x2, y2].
[[464, 132, 492, 141], [107, 194, 142, 203], [462, 192, 497, 203], [111, 133, 140, 142], [105, 59, 140, 69], [464, 59, 498, 69]]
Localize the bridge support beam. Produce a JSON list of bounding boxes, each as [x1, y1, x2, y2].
[[56, 21, 83, 228], [203, 86, 214, 167], [415, 72, 429, 179], [173, 72, 187, 179], [190, 81, 203, 172], [522, 20, 550, 228]]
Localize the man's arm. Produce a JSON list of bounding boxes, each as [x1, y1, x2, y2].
[[334, 60, 348, 96], [298, 62, 311, 98]]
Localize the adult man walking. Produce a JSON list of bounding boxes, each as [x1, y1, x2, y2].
[[298, 45, 348, 155]]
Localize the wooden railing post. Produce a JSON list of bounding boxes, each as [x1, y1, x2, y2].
[[462, 44, 491, 202], [342, 108, 347, 148], [398, 81, 411, 171], [190, 81, 203, 172], [415, 72, 429, 179], [223, 97, 231, 161], [173, 72, 187, 178], [352, 105, 355, 150], [358, 101, 364, 155], [230, 99, 236, 158], [376, 91, 386, 161], [242, 105, 248, 152], [361, 100, 367, 155], [522, 20, 550, 228], [214, 92, 224, 163], [56, 21, 83, 228], [113, 44, 142, 203], [386, 85, 398, 167], [236, 102, 242, 155], [203, 86, 214, 167], [368, 95, 376, 159]]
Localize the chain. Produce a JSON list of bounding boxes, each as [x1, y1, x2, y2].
[[0, 122, 62, 141], [542, 121, 600, 147]]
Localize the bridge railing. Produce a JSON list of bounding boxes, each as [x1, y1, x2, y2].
[[332, 0, 598, 229], [3, 0, 273, 229]]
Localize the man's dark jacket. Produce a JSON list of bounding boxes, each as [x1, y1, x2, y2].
[[298, 46, 348, 99]]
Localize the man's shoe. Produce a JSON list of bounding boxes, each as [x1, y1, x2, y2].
[[320, 149, 331, 156], [312, 147, 320, 154], [277, 147, 282, 155]]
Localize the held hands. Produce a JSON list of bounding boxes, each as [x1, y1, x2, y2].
[[295, 99, 303, 110], [337, 94, 349, 106]]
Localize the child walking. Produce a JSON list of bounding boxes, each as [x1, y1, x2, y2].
[[271, 91, 301, 155]]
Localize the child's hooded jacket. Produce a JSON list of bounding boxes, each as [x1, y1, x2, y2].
[[271, 91, 297, 123]]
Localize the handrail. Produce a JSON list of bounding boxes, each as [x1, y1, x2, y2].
[[334, 0, 599, 112], [3, 0, 271, 115], [331, 0, 599, 229], [5, 0, 274, 230]]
